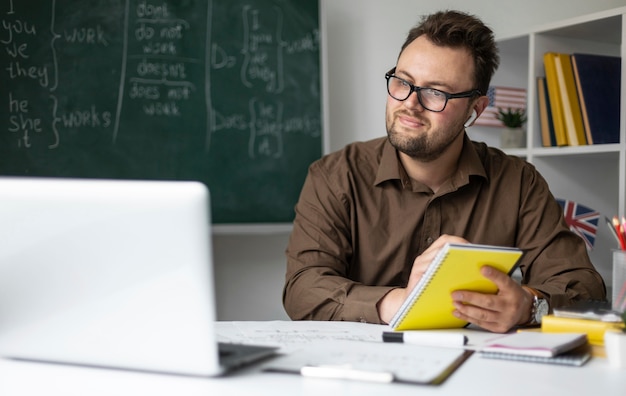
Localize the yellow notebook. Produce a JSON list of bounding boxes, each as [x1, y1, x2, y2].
[[541, 314, 624, 346], [389, 243, 524, 331]]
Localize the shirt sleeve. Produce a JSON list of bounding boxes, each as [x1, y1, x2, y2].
[[283, 161, 393, 323], [515, 165, 607, 307]]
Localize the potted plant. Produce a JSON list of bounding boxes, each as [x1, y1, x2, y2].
[[496, 107, 527, 148]]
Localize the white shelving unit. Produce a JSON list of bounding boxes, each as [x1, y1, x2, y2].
[[470, 7, 626, 286]]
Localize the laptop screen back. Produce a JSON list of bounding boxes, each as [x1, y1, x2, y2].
[[0, 177, 222, 376]]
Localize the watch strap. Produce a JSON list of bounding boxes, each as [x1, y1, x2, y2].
[[523, 286, 548, 326]]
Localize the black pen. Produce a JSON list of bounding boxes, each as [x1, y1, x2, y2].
[[383, 331, 468, 347]]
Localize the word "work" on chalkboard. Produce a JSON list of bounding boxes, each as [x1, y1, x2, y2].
[[1, 0, 323, 224]]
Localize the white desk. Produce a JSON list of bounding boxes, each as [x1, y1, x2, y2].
[[1, 321, 624, 396]]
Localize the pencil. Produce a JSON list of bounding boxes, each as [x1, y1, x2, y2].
[[607, 216, 621, 248], [621, 220, 626, 251], [613, 216, 626, 250], [615, 278, 626, 311]]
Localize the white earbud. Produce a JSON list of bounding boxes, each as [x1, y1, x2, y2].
[[464, 110, 478, 128]]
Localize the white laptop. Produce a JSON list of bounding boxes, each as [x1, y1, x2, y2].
[[0, 177, 276, 376]]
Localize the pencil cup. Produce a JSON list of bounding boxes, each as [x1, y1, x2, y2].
[[612, 250, 626, 312]]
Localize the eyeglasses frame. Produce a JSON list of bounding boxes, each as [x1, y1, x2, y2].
[[384, 67, 482, 112]]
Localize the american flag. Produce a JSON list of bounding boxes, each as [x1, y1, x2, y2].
[[556, 198, 600, 250], [473, 86, 527, 127]]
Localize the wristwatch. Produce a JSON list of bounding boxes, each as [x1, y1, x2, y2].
[[527, 288, 549, 325]]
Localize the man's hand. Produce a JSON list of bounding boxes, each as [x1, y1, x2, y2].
[[377, 235, 470, 324], [377, 234, 535, 332], [451, 265, 534, 333]]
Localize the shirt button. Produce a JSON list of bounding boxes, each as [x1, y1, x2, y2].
[[426, 237, 434, 245]]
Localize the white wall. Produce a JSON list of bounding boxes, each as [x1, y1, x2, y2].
[[214, 0, 626, 321], [325, 0, 626, 151]]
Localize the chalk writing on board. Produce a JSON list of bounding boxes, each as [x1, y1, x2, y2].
[[1, 0, 322, 224], [3, 0, 319, 160], [207, 3, 320, 159], [116, 0, 200, 147]]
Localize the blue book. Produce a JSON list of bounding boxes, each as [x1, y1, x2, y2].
[[571, 53, 621, 145]]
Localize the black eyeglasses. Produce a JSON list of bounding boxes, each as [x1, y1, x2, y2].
[[385, 67, 482, 112]]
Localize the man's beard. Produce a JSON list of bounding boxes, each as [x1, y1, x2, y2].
[[386, 112, 464, 162], [387, 129, 437, 161]]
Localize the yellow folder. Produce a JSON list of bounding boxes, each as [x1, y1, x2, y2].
[[541, 314, 624, 346]]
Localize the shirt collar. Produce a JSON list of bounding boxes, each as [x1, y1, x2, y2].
[[374, 139, 404, 186], [374, 134, 487, 187], [454, 134, 488, 185]]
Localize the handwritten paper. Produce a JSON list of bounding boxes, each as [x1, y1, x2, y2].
[[264, 340, 470, 384], [216, 320, 385, 353]]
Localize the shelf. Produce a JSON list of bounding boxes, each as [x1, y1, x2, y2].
[[504, 143, 622, 158], [537, 14, 622, 44], [494, 6, 626, 282], [529, 143, 622, 157]]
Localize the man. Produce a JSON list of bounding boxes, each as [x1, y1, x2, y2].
[[283, 10, 605, 333]]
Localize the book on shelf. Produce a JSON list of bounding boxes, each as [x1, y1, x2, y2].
[[536, 77, 556, 147], [570, 53, 621, 145], [542, 52, 569, 146], [553, 52, 587, 146], [388, 243, 523, 331], [541, 314, 625, 346]]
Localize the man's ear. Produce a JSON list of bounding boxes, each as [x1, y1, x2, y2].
[[464, 109, 478, 128], [465, 96, 490, 127]]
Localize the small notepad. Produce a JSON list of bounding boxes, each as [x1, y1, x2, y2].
[[480, 332, 588, 358], [479, 344, 591, 367]]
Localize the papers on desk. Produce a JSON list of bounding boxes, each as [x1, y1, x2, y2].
[[263, 340, 471, 385], [217, 322, 483, 385], [216, 321, 385, 354], [216, 321, 594, 386], [216, 321, 507, 353]]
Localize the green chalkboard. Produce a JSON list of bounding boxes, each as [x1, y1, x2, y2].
[[0, 0, 322, 224]]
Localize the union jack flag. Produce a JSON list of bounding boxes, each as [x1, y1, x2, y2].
[[556, 198, 600, 250]]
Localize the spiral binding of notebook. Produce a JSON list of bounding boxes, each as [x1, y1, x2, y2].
[[480, 344, 591, 367]]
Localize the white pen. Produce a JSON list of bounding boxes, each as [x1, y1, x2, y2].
[[382, 331, 468, 347], [301, 365, 394, 383]]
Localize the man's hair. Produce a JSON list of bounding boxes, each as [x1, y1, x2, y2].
[[399, 10, 499, 95]]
